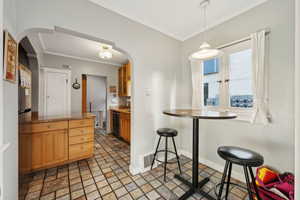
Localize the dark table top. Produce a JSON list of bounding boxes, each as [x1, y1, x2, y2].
[[163, 109, 237, 119]]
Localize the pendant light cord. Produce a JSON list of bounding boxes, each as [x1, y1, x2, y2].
[[202, 1, 207, 42]]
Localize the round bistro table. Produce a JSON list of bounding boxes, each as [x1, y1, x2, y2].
[[163, 109, 237, 200]]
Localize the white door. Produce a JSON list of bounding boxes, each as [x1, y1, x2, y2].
[[45, 70, 70, 116]]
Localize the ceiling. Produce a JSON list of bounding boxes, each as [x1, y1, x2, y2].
[[29, 31, 128, 66], [89, 0, 267, 41]]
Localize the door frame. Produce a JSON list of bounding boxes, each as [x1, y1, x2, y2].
[[42, 67, 71, 116]]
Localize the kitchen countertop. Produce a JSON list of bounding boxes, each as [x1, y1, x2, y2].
[[110, 107, 131, 114], [21, 112, 96, 124]]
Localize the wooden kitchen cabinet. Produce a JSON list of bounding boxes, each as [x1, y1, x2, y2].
[[120, 112, 131, 143], [31, 133, 44, 169], [19, 113, 95, 174], [118, 62, 131, 97], [31, 129, 68, 170]]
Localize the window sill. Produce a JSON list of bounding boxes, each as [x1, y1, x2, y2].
[[204, 107, 254, 123]]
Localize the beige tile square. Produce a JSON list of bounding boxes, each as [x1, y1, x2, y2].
[[102, 192, 117, 200], [121, 177, 132, 185], [96, 179, 108, 189], [99, 185, 112, 196], [115, 186, 128, 197], [130, 188, 143, 199], [56, 187, 70, 198], [146, 190, 160, 200], [141, 183, 153, 193], [86, 190, 100, 200]]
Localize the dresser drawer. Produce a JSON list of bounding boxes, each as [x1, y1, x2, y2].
[[69, 134, 94, 145], [69, 126, 94, 137], [69, 119, 94, 128], [31, 121, 68, 133], [69, 142, 93, 160]]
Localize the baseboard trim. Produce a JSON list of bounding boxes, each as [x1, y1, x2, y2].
[[179, 149, 245, 182], [130, 149, 245, 183]]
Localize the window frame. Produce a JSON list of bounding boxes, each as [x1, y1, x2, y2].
[[203, 40, 255, 120]]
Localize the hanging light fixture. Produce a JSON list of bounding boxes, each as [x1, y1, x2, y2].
[[191, 0, 222, 60], [99, 45, 113, 59]]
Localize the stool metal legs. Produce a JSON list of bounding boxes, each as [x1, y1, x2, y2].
[[244, 166, 254, 200], [225, 162, 232, 199], [248, 167, 261, 200], [171, 137, 182, 174], [151, 136, 161, 170], [218, 161, 261, 200], [164, 137, 168, 181], [217, 161, 229, 200], [150, 135, 181, 182]]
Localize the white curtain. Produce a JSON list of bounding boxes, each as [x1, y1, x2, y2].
[[251, 30, 271, 124], [190, 59, 204, 109]]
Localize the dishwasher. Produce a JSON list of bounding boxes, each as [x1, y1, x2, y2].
[[112, 111, 120, 137]]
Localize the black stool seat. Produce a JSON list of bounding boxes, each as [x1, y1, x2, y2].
[[217, 146, 264, 200], [157, 128, 178, 137], [218, 146, 264, 167]]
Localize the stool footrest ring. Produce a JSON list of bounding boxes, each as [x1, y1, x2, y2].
[[154, 150, 180, 164]]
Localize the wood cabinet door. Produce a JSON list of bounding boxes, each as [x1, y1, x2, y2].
[[120, 113, 131, 143], [53, 130, 68, 163], [20, 134, 32, 174], [43, 130, 68, 166], [43, 132, 55, 166], [118, 67, 123, 96], [31, 133, 44, 169]]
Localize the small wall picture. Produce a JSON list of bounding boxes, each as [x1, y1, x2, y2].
[[3, 31, 18, 83], [109, 86, 117, 93]]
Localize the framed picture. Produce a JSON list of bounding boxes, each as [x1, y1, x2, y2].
[[109, 86, 117, 93], [3, 31, 18, 83]]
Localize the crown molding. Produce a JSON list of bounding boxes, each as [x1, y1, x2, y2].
[[181, 0, 268, 41], [44, 51, 122, 67], [89, 0, 267, 41]]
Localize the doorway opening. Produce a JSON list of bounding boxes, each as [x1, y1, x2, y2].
[[82, 74, 108, 131]]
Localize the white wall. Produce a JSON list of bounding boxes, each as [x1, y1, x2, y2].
[[0, 0, 4, 199], [178, 0, 295, 178], [295, 0, 300, 197], [3, 0, 18, 199], [16, 0, 181, 174]]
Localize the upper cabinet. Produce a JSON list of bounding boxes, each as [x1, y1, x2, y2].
[[118, 62, 131, 97]]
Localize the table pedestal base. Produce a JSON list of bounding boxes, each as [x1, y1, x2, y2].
[[174, 175, 215, 200]]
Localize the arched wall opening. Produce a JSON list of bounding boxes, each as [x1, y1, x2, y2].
[[17, 26, 137, 175]]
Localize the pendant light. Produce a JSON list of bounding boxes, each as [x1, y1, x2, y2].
[[191, 0, 222, 60]]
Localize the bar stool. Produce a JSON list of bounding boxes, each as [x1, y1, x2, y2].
[[151, 128, 182, 181], [217, 146, 264, 200]]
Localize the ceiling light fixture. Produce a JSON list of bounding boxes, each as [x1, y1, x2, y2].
[[191, 0, 222, 60], [99, 45, 113, 59]]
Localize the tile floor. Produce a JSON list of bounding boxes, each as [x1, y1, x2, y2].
[[19, 133, 250, 200]]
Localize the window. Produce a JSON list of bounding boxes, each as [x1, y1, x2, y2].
[[202, 40, 254, 117]]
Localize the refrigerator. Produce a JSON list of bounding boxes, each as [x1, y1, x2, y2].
[[18, 65, 32, 176], [18, 65, 32, 115]]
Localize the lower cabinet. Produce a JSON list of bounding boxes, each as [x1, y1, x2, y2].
[[120, 113, 131, 143], [69, 142, 94, 160], [31, 130, 68, 170], [20, 117, 95, 173]]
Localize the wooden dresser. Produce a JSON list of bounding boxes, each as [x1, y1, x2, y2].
[[19, 112, 95, 174]]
